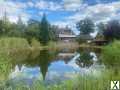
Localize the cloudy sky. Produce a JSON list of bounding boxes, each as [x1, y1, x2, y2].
[[0, 0, 120, 30]]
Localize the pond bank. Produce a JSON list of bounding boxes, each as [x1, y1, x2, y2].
[[0, 37, 103, 52]]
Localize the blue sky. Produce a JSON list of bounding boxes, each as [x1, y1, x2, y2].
[[0, 0, 120, 34]]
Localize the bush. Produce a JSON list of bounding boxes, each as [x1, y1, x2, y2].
[[103, 20, 120, 41], [0, 37, 30, 49], [101, 40, 120, 67], [31, 38, 41, 48]]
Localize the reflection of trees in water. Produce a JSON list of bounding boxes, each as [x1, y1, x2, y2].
[[0, 48, 101, 83], [35, 50, 53, 80], [76, 51, 94, 68], [11, 50, 58, 80], [76, 48, 100, 68]]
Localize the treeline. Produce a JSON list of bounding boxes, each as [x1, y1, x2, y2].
[[0, 14, 57, 45], [77, 18, 120, 42], [1, 13, 120, 45]]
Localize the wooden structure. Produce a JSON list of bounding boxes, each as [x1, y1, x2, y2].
[[92, 32, 108, 46], [92, 40, 108, 46], [57, 27, 76, 42]]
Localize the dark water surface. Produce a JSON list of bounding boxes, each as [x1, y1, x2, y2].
[[0, 48, 104, 86]]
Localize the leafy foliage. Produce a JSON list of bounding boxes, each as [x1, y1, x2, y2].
[[101, 40, 120, 67], [103, 20, 120, 41], [76, 18, 95, 35], [0, 14, 56, 45], [39, 14, 50, 45], [25, 19, 40, 44]]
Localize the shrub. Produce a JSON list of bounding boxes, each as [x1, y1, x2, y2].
[[0, 37, 30, 49], [31, 38, 41, 48], [101, 40, 120, 67]]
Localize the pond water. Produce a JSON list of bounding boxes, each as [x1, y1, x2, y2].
[[0, 48, 106, 86]]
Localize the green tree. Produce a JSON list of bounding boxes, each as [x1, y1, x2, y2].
[[0, 12, 12, 36], [39, 14, 50, 45], [49, 25, 58, 41], [16, 16, 26, 37], [7, 16, 26, 37], [76, 18, 95, 35], [0, 20, 4, 36], [25, 19, 40, 44], [103, 20, 120, 41], [97, 22, 106, 35]]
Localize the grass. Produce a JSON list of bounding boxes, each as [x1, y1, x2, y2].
[[0, 68, 119, 90], [30, 38, 41, 49], [0, 37, 102, 51], [0, 54, 12, 81], [46, 41, 79, 51], [0, 37, 30, 49], [79, 44, 103, 49], [101, 40, 120, 67]]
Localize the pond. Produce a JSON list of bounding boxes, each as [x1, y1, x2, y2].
[[0, 48, 119, 89]]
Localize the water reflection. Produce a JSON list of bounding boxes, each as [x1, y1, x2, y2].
[[10, 50, 57, 81], [76, 51, 96, 68], [1, 48, 103, 85]]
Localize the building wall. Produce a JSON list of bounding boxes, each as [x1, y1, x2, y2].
[[59, 37, 76, 42]]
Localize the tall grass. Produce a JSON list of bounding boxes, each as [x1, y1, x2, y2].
[[0, 37, 30, 49], [0, 69, 119, 90], [30, 38, 41, 48], [47, 41, 79, 50], [0, 54, 12, 81], [101, 40, 120, 67]]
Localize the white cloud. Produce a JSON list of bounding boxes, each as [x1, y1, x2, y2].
[[35, 0, 83, 11], [8, 16, 18, 23], [52, 1, 120, 34], [27, 2, 34, 7], [53, 21, 69, 28], [66, 1, 120, 24], [0, 0, 5, 4], [63, 0, 82, 11], [7, 12, 30, 23], [0, 1, 30, 23], [36, 0, 63, 11]]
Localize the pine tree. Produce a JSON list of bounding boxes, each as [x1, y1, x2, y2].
[[39, 14, 50, 45]]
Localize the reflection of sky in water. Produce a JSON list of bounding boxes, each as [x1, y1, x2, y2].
[[10, 66, 41, 79], [90, 52, 98, 61], [9, 52, 104, 85]]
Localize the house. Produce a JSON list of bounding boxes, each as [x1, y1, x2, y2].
[[92, 32, 108, 45], [78, 34, 94, 41], [56, 27, 76, 42], [77, 34, 94, 43]]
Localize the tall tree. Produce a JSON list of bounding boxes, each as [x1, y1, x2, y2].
[[25, 19, 40, 44], [103, 20, 120, 41], [49, 25, 58, 41], [76, 18, 95, 35], [17, 16, 25, 36], [97, 22, 106, 35], [0, 12, 12, 36], [39, 14, 50, 45]]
